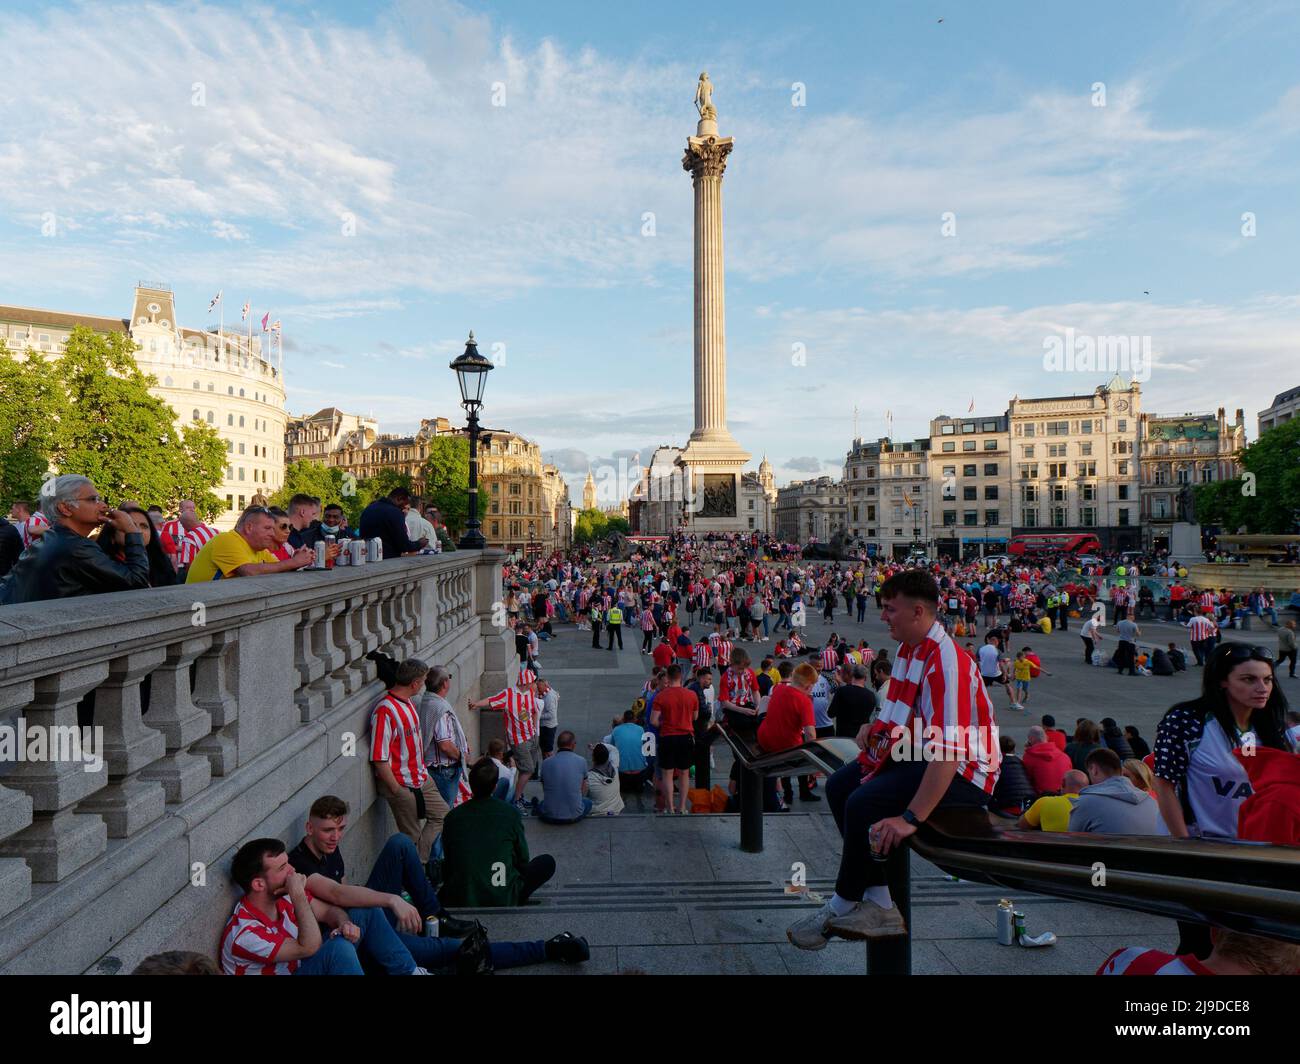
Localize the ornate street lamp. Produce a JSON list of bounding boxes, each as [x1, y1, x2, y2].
[[450, 331, 494, 549]]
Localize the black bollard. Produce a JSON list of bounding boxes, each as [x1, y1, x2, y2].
[[740, 767, 763, 853], [866, 843, 912, 975]]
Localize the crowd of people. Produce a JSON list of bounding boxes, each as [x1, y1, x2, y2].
[[0, 477, 459, 603]]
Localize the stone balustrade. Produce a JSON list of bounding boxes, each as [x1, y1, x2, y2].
[[0, 549, 511, 973]]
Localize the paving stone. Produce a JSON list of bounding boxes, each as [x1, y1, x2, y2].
[[616, 942, 787, 975], [778, 939, 960, 976]]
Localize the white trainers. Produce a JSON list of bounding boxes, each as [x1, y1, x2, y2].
[[826, 900, 908, 940], [410, 966, 431, 975], [786, 901, 837, 951]]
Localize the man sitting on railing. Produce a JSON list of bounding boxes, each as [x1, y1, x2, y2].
[[0, 475, 151, 604], [787, 569, 999, 950]]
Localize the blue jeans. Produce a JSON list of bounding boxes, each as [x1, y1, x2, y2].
[[430, 764, 461, 810], [536, 797, 592, 824], [349, 903, 547, 972], [365, 833, 441, 918], [760, 616, 769, 636], [825, 760, 988, 901], [295, 935, 365, 975], [492, 776, 515, 803]]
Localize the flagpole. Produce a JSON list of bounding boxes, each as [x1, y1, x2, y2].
[[218, 295, 223, 364]]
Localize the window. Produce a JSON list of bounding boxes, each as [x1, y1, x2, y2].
[[962, 440, 976, 451], [940, 424, 955, 435], [239, 388, 245, 397], [1118, 508, 1131, 526], [491, 482, 499, 494], [1117, 461, 1128, 475], [226, 465, 233, 479], [942, 466, 956, 477], [1022, 445, 1035, 458], [1118, 484, 1130, 500], [1019, 464, 1038, 480], [941, 442, 956, 452], [1021, 509, 1039, 527], [491, 500, 499, 514], [239, 415, 245, 427], [1201, 465, 1215, 483], [1079, 442, 1092, 456], [226, 440, 233, 452], [207, 382, 214, 392], [1046, 420, 1068, 436], [238, 468, 245, 481], [238, 495, 245, 510], [490, 521, 499, 537], [963, 464, 977, 477], [1051, 507, 1067, 527], [1051, 484, 1067, 502], [1077, 461, 1096, 477], [748, 517, 755, 529], [748, 498, 754, 510], [1048, 462, 1067, 478], [984, 486, 998, 500], [227, 413, 234, 426], [238, 442, 245, 454], [164, 375, 173, 387], [982, 421, 997, 432], [983, 463, 998, 476], [228, 386, 234, 395], [192, 408, 201, 421], [1047, 443, 1066, 458], [1117, 419, 1127, 432], [1022, 484, 1038, 502], [1080, 507, 1096, 526], [1080, 419, 1093, 434], [192, 380, 199, 389], [943, 510, 957, 526], [963, 486, 977, 500], [510, 483, 522, 495], [1153, 497, 1170, 519], [962, 422, 976, 434], [1175, 467, 1190, 486], [206, 411, 214, 424], [225, 495, 233, 510], [1023, 423, 1036, 437], [984, 509, 999, 526], [984, 439, 997, 450], [1081, 483, 1096, 501], [963, 511, 978, 526]]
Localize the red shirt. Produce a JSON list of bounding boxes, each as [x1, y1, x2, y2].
[[654, 687, 697, 737], [758, 684, 814, 753], [369, 694, 426, 788], [652, 643, 675, 669], [220, 891, 314, 975], [1046, 728, 1068, 751], [1022, 741, 1072, 795]]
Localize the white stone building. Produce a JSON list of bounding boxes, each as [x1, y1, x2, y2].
[[1258, 385, 1300, 437], [774, 476, 848, 543], [1138, 408, 1245, 551]]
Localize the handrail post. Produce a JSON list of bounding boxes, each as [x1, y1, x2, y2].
[[739, 767, 763, 853], [866, 842, 912, 974]]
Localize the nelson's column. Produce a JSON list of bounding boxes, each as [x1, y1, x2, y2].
[[677, 72, 752, 530]]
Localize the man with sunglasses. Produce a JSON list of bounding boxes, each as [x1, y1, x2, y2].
[[186, 506, 315, 582], [0, 475, 151, 604]]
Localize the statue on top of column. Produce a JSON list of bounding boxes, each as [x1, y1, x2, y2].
[[694, 72, 716, 120]]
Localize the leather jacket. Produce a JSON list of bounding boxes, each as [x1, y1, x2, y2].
[[0, 523, 151, 605]]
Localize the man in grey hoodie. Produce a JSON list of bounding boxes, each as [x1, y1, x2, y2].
[[1069, 748, 1166, 835]]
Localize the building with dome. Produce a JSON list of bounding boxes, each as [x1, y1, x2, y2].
[[0, 283, 288, 527]]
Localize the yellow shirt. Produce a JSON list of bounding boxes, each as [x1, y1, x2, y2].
[[1037, 616, 1053, 634], [1013, 658, 1033, 682], [186, 530, 277, 583], [765, 667, 780, 685], [1023, 794, 1077, 832]]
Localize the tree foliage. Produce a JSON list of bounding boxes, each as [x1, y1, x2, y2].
[[0, 327, 227, 517], [573, 507, 629, 544], [1193, 418, 1300, 534], [421, 436, 487, 536]]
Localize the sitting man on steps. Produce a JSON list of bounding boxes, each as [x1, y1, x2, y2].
[[283, 795, 587, 971], [787, 569, 1000, 951]]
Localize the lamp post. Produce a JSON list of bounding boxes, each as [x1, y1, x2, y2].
[[450, 331, 494, 550]]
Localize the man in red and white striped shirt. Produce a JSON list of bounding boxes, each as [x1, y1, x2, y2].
[[9, 501, 48, 549], [788, 569, 999, 951], [469, 673, 541, 812], [713, 634, 733, 668], [820, 644, 839, 673], [161, 499, 218, 570], [692, 638, 713, 670], [370, 658, 448, 862], [1099, 929, 1300, 975], [1186, 610, 1218, 666]]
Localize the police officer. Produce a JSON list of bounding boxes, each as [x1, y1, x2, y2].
[[605, 601, 624, 651]]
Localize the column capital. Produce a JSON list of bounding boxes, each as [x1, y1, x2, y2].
[[683, 135, 734, 179]]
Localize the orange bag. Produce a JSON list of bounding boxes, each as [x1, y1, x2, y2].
[[688, 788, 714, 814], [710, 785, 729, 813]]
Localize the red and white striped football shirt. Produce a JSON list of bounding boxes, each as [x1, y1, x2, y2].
[[369, 693, 427, 788], [19, 511, 49, 548], [1097, 947, 1214, 976], [715, 639, 733, 666], [1198, 592, 1216, 611], [876, 621, 1001, 795], [821, 647, 839, 672], [162, 520, 219, 566], [219, 892, 313, 975], [1187, 615, 1217, 641], [487, 688, 539, 746], [692, 641, 713, 669], [720, 665, 758, 708]]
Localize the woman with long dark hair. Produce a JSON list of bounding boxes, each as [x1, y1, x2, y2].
[[1153, 642, 1294, 957], [97, 504, 176, 588]]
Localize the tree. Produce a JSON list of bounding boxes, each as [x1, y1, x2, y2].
[[574, 507, 609, 545], [272, 461, 348, 512], [1194, 418, 1300, 534], [0, 327, 227, 517], [0, 344, 66, 506], [420, 436, 487, 536]]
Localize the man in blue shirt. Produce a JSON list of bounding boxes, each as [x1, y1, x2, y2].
[[537, 731, 591, 824], [359, 488, 426, 559], [609, 711, 649, 792]]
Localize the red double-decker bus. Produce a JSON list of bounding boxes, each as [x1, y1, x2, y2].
[[1007, 533, 1101, 556]]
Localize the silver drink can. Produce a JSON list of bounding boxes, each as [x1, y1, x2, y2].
[[350, 539, 366, 566], [313, 541, 326, 569], [424, 915, 440, 938], [336, 541, 350, 566], [368, 537, 383, 562], [996, 899, 1014, 946]]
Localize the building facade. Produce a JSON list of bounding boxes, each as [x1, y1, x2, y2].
[[1258, 385, 1300, 437], [286, 407, 378, 465], [329, 417, 452, 495], [479, 430, 568, 554], [1007, 376, 1142, 551], [630, 447, 775, 535], [1, 285, 287, 527], [1138, 408, 1245, 551], [929, 414, 1012, 561], [774, 476, 848, 543]]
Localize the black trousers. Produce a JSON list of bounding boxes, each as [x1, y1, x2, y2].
[[1116, 640, 1137, 675], [591, 621, 602, 648], [1281, 649, 1297, 677], [606, 623, 623, 649], [1082, 636, 1094, 664], [520, 855, 556, 904]]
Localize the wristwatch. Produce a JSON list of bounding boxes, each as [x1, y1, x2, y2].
[[901, 809, 922, 827]]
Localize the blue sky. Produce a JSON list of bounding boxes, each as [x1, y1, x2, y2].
[[1, 0, 1297, 500]]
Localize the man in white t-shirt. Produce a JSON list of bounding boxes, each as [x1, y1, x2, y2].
[[405, 503, 437, 552], [1080, 612, 1103, 665]]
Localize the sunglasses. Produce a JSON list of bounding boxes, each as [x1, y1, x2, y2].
[[1214, 643, 1274, 664], [275, 522, 292, 532]]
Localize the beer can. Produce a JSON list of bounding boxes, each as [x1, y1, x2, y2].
[[424, 915, 440, 938], [868, 824, 889, 862], [324, 534, 336, 569], [335, 540, 350, 566], [1012, 910, 1026, 945], [996, 899, 1014, 945], [313, 541, 326, 569], [350, 539, 366, 566], [368, 537, 382, 563]]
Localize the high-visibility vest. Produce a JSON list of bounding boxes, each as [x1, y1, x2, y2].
[[607, 607, 623, 625]]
